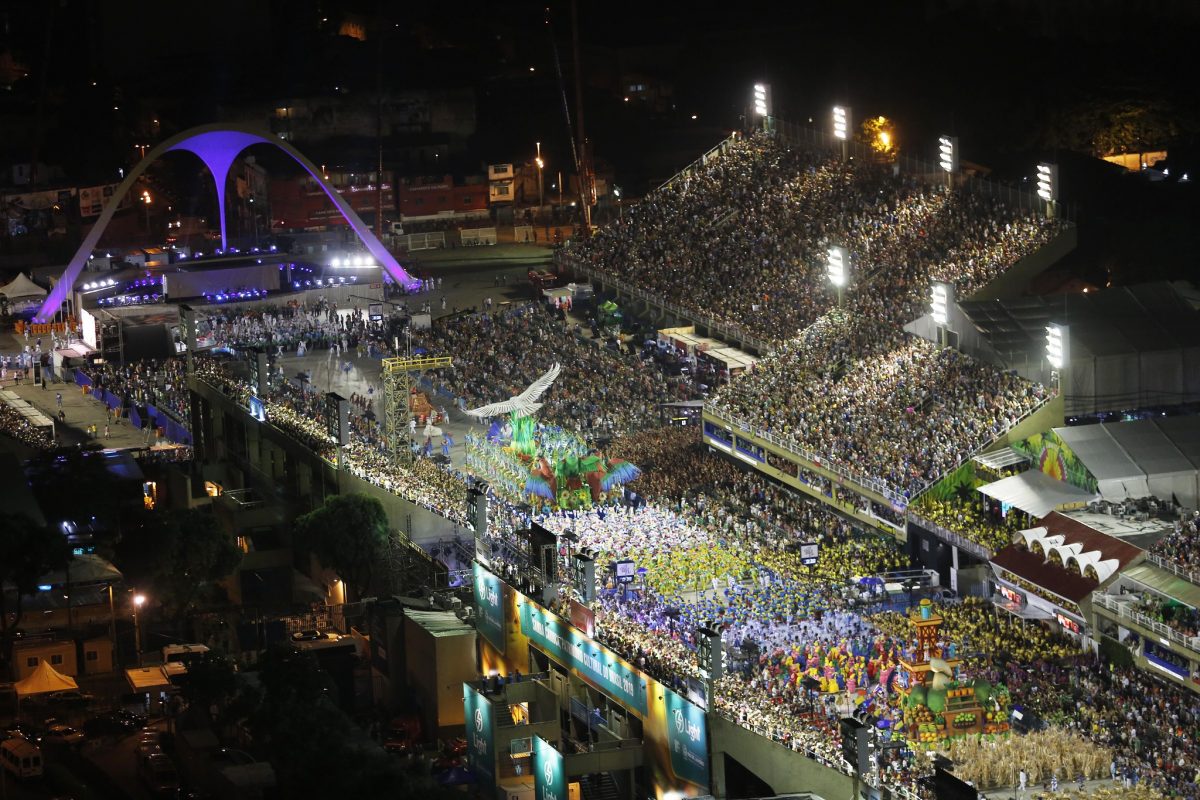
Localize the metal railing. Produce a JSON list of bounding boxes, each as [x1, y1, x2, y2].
[[1091, 591, 1200, 652], [703, 404, 911, 508], [909, 388, 1058, 504], [1146, 553, 1200, 589], [906, 512, 993, 561], [656, 133, 741, 192]]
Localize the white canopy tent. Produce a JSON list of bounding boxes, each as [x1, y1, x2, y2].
[[1053, 424, 1149, 501], [0, 272, 47, 299], [978, 470, 1099, 518], [1054, 420, 1200, 509]]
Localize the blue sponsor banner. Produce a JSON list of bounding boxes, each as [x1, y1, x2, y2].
[[520, 599, 648, 715], [129, 408, 142, 430], [664, 685, 710, 788], [473, 562, 506, 653], [75, 370, 92, 387], [534, 735, 566, 800], [463, 683, 495, 793]]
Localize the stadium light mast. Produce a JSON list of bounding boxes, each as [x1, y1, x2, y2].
[[827, 245, 848, 307], [1036, 162, 1058, 219], [1046, 322, 1069, 399], [833, 105, 851, 160], [753, 83, 772, 133], [938, 135, 958, 188], [930, 281, 953, 349]]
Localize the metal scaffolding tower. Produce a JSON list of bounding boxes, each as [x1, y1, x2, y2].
[[382, 354, 452, 463]]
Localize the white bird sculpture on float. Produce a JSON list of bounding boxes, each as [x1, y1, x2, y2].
[[465, 363, 561, 419]]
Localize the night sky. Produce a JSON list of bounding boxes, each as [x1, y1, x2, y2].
[[2, 0, 1198, 284]]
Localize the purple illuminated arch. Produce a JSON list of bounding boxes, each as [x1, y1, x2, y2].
[[37, 124, 419, 321]]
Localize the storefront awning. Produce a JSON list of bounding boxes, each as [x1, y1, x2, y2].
[[978, 470, 1098, 517]]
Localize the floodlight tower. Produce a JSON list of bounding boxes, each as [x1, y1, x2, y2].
[[1036, 162, 1059, 219], [938, 135, 958, 189], [753, 83, 772, 134], [833, 105, 852, 160], [1046, 322, 1069, 399], [930, 281, 953, 349], [827, 246, 848, 307]]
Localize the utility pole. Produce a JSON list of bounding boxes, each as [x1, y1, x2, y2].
[[570, 0, 592, 233], [375, 18, 385, 239]]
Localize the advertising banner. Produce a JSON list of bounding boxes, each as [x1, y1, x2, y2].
[[473, 562, 506, 654], [463, 683, 495, 793], [663, 686, 710, 788], [520, 600, 647, 715], [534, 735, 566, 800]]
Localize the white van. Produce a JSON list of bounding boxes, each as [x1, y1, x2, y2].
[[1, 736, 44, 778]]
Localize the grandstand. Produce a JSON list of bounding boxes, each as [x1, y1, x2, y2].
[[559, 125, 1075, 530]]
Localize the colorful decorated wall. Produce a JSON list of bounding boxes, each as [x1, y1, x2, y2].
[[1011, 429, 1098, 493]]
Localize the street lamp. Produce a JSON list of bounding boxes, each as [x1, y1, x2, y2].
[[827, 245, 848, 306], [535, 142, 545, 209], [1036, 162, 1058, 218], [132, 593, 146, 666], [613, 186, 622, 221], [249, 196, 259, 248], [833, 105, 852, 160]]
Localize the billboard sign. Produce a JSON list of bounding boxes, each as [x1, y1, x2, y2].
[[463, 683, 495, 793], [520, 600, 647, 715], [664, 686, 710, 788], [534, 735, 566, 800], [473, 562, 506, 653]]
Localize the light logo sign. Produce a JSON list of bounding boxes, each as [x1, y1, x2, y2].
[[473, 562, 506, 653], [534, 736, 566, 800]]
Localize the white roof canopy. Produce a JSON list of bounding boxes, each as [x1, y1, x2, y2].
[[978, 470, 1099, 518], [1054, 420, 1200, 508]]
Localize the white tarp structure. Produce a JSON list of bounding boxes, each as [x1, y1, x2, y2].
[[0, 272, 47, 299], [978, 470, 1098, 518], [1054, 424, 1149, 501], [1053, 418, 1200, 509]]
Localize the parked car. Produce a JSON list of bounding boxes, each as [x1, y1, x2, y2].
[[139, 752, 181, 798], [113, 708, 149, 728], [42, 724, 85, 746], [45, 690, 95, 708], [83, 712, 139, 738], [2, 723, 44, 744], [136, 730, 164, 758]]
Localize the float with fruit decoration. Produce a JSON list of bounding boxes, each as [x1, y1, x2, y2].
[[893, 599, 1011, 749]]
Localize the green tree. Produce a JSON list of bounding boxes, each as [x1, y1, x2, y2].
[[113, 508, 241, 618], [0, 512, 71, 668], [180, 652, 238, 712], [293, 493, 389, 599]]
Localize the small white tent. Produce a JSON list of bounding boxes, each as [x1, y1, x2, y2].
[[0, 273, 47, 300]]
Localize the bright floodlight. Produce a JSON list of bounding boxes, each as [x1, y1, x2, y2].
[[753, 83, 770, 117], [1046, 323, 1068, 370], [938, 136, 958, 174], [931, 282, 950, 326], [332, 258, 341, 268], [833, 105, 850, 141], [133, 593, 146, 607], [827, 246, 847, 287], [1037, 162, 1058, 202]]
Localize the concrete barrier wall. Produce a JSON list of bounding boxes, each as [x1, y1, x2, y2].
[[708, 713, 856, 800]]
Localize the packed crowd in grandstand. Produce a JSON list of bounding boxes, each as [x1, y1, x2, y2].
[[6, 123, 1200, 800]]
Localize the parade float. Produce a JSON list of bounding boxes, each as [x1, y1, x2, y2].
[[894, 599, 1011, 749], [463, 364, 640, 511]]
